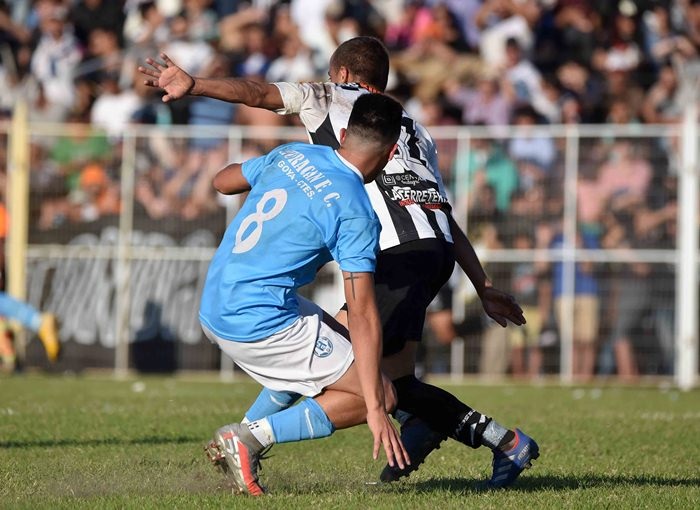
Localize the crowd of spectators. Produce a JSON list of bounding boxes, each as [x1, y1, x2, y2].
[[0, 0, 693, 378]]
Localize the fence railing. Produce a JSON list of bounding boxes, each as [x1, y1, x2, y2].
[[3, 113, 698, 387]]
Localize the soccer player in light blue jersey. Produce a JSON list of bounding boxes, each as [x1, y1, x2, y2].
[[141, 37, 537, 490], [199, 93, 409, 495]]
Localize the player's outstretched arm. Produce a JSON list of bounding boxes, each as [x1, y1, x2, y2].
[[138, 53, 285, 109], [448, 214, 526, 327], [212, 163, 251, 195], [342, 270, 409, 469]]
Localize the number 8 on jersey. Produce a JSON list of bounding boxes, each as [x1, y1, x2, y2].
[[233, 189, 287, 254]]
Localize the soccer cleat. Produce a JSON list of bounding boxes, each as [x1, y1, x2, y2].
[[486, 428, 539, 489], [205, 439, 229, 475], [379, 417, 446, 482], [38, 313, 60, 363], [211, 423, 266, 495]]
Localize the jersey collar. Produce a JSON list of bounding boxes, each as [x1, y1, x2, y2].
[[334, 150, 364, 182]]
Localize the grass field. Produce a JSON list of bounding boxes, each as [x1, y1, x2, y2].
[[1, 374, 699, 509]]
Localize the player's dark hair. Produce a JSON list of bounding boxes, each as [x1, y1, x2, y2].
[[346, 93, 403, 148], [330, 36, 390, 92]]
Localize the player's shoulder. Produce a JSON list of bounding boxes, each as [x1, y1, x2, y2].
[[400, 110, 436, 145], [328, 81, 369, 99]]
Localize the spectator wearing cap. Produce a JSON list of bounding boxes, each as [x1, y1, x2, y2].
[[71, 163, 120, 222]]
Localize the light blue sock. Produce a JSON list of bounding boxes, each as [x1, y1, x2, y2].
[[266, 398, 335, 443], [0, 292, 42, 331], [244, 387, 302, 423]]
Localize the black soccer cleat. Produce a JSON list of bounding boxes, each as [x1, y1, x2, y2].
[[379, 417, 446, 482]]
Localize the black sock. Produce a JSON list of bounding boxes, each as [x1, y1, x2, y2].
[[452, 408, 494, 449], [393, 375, 490, 448]]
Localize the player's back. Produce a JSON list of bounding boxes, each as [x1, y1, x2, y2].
[[274, 81, 453, 250], [199, 142, 380, 342]]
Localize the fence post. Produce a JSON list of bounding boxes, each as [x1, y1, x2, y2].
[[114, 133, 136, 377], [6, 101, 30, 359], [676, 100, 699, 390], [559, 126, 579, 383]]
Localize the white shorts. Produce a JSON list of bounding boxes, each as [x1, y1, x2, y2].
[[202, 297, 355, 397]]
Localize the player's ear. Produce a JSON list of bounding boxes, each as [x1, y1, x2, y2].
[[338, 66, 349, 83], [339, 128, 347, 144]]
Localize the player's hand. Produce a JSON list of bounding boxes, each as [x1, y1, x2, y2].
[[481, 286, 526, 327], [366, 408, 410, 470], [138, 53, 195, 103]]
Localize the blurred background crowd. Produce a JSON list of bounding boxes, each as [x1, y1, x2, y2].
[[0, 0, 695, 380], [0, 0, 690, 224]]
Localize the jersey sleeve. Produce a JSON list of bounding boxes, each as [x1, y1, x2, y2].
[[331, 216, 381, 273], [272, 82, 332, 132], [241, 150, 277, 187]]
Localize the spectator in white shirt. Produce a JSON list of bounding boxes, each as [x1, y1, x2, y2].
[[29, 5, 82, 115]]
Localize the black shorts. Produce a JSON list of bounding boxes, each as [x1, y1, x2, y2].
[[427, 282, 454, 314], [344, 238, 455, 356]]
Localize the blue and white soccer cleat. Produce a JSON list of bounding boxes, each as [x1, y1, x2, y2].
[[209, 423, 267, 495], [379, 417, 446, 482], [486, 428, 539, 489]]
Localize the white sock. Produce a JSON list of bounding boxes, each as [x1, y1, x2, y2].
[[246, 418, 276, 448]]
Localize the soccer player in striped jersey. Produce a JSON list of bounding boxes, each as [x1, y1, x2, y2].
[[140, 36, 538, 489]]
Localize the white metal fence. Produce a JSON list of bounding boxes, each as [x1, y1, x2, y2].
[[2, 115, 698, 387]]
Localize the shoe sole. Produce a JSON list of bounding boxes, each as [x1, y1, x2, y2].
[[215, 430, 265, 496]]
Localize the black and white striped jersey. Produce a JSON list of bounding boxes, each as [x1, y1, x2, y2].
[[273, 81, 453, 251]]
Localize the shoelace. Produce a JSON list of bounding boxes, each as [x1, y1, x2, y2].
[[253, 444, 274, 475]]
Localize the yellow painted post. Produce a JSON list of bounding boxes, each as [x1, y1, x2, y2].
[[7, 100, 30, 358]]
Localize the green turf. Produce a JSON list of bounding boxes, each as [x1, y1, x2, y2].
[[1, 374, 698, 509]]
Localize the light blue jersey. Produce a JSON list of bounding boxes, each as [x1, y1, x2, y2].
[[199, 142, 381, 342]]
